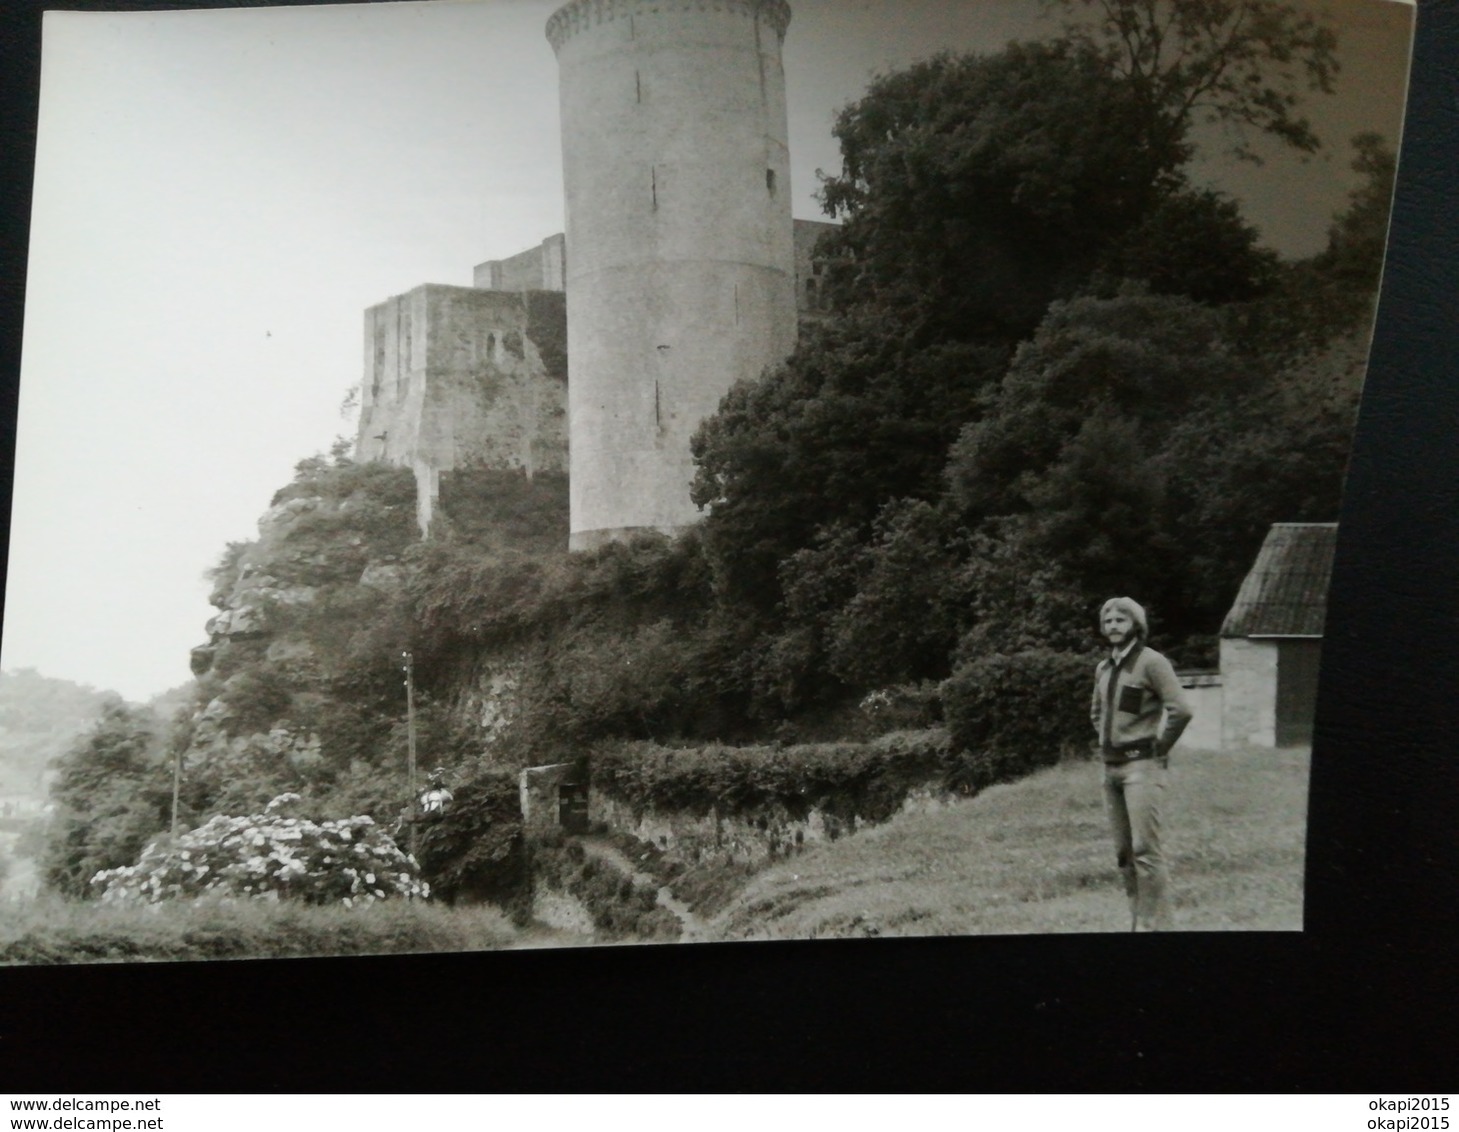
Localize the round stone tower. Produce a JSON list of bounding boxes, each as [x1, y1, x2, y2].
[[546, 0, 797, 551]]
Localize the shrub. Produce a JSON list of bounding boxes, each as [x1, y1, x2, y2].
[[415, 765, 526, 908], [858, 682, 943, 733], [941, 648, 1093, 790], [90, 793, 428, 906], [591, 729, 953, 823]]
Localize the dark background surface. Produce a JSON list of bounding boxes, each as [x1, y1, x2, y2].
[[0, 0, 1454, 1092]]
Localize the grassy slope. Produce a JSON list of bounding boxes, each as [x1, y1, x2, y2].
[[710, 746, 1309, 939]]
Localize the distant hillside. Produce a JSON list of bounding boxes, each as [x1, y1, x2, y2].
[[0, 669, 119, 799]]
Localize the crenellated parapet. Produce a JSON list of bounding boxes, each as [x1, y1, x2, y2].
[[545, 0, 791, 53]]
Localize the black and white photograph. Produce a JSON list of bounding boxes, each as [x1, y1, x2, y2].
[[0, 0, 1417, 972]]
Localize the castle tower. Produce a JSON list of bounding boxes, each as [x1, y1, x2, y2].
[[547, 0, 797, 551]]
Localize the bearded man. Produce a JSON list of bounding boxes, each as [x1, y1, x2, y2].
[[1091, 596, 1193, 931]]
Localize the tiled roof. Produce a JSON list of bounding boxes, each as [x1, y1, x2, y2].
[[1220, 523, 1338, 638]]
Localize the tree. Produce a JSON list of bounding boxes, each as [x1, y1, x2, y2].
[[1269, 132, 1398, 347], [41, 701, 173, 898], [816, 42, 1184, 339], [1055, 0, 1339, 160], [944, 290, 1262, 641], [691, 2, 1343, 702], [815, 1, 1337, 335], [820, 500, 964, 689], [1314, 132, 1396, 292], [691, 311, 1007, 609], [945, 290, 1248, 525], [1095, 186, 1278, 303]]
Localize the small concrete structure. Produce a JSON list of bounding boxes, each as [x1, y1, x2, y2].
[[519, 762, 589, 837], [1219, 523, 1336, 747]]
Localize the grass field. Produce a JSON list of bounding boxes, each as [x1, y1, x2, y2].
[[0, 894, 520, 964], [710, 745, 1310, 940]]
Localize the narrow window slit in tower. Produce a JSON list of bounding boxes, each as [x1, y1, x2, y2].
[[766, 168, 776, 194], [636, 71, 641, 103], [654, 381, 661, 428], [651, 166, 657, 210]]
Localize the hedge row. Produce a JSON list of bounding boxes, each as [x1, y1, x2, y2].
[[591, 649, 1098, 818], [590, 729, 956, 823]]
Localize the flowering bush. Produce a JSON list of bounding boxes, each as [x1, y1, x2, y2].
[[91, 794, 429, 906]]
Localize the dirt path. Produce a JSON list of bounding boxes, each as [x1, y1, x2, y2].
[[579, 837, 715, 943]]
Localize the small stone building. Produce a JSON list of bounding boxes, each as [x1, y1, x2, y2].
[[1219, 522, 1337, 748]]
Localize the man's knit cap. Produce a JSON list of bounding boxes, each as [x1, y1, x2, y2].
[[1100, 596, 1148, 637]]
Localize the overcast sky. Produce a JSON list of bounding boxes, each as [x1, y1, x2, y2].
[[2, 0, 1412, 702]]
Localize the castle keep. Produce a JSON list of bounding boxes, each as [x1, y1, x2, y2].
[[357, 0, 830, 544]]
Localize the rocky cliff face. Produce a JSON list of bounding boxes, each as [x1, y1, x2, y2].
[[180, 452, 568, 825], [181, 457, 421, 817]]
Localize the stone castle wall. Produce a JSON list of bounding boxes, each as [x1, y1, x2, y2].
[[588, 781, 959, 869], [794, 218, 836, 314], [356, 285, 567, 534], [473, 234, 567, 292], [475, 220, 831, 311]]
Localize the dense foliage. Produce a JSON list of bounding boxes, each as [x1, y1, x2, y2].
[[41, 702, 175, 898], [414, 764, 524, 907], [942, 650, 1095, 789], [691, 0, 1386, 701], [0, 669, 118, 795]]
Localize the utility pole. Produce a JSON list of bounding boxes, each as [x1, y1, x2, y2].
[[402, 650, 418, 861], [170, 742, 182, 838]]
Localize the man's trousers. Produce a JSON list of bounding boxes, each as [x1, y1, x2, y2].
[[1102, 756, 1171, 931]]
